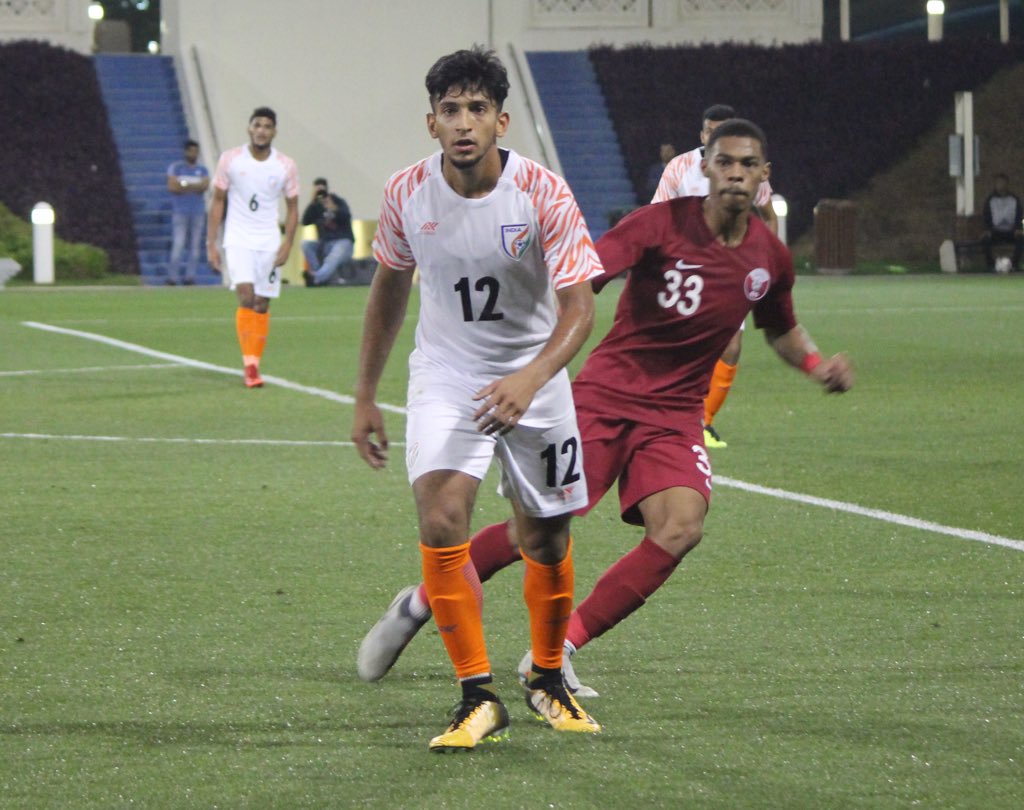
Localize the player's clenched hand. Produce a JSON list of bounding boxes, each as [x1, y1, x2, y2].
[[812, 353, 854, 393], [352, 400, 389, 468], [273, 243, 291, 268], [207, 243, 222, 273], [472, 370, 542, 436]]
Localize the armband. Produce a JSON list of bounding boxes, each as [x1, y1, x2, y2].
[[800, 352, 823, 375]]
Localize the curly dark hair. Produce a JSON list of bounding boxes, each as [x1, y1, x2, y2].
[[702, 104, 736, 123], [249, 106, 277, 125], [705, 118, 768, 157], [425, 45, 509, 109]]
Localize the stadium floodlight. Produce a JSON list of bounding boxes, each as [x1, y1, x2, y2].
[[31, 203, 55, 284], [926, 1, 945, 14], [771, 194, 788, 245], [87, 2, 104, 21]]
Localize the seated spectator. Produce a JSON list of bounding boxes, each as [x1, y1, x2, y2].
[[982, 173, 1023, 272], [301, 177, 355, 286]]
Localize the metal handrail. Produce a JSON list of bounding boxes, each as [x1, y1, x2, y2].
[[190, 45, 219, 157], [506, 42, 561, 175]]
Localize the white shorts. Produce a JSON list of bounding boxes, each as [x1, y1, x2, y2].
[[225, 246, 282, 299], [405, 374, 588, 518]]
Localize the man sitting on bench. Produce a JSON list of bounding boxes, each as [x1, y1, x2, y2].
[[982, 173, 1023, 272]]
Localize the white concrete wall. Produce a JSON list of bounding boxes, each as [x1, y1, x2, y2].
[[0, 0, 93, 52], [165, 1, 502, 221], [162, 1, 823, 220]]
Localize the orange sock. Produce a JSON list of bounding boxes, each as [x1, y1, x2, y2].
[[420, 542, 490, 680], [235, 308, 269, 368], [522, 539, 574, 671], [704, 359, 738, 427]]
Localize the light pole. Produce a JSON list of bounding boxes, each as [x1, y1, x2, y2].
[[771, 194, 788, 245], [927, 1, 945, 42]]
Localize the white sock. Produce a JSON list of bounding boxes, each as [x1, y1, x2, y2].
[[409, 585, 432, 620]]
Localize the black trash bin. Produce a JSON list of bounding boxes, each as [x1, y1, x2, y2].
[[814, 199, 856, 274]]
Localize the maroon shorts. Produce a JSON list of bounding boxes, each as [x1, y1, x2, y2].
[[573, 400, 712, 526]]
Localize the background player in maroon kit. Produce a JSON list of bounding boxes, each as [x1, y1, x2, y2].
[[358, 119, 854, 696]]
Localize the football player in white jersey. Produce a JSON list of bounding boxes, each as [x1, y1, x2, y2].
[[206, 107, 299, 388], [653, 104, 778, 448], [352, 46, 602, 752]]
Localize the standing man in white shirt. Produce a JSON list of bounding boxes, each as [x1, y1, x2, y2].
[[351, 46, 602, 752], [206, 107, 300, 388], [653, 104, 778, 448]]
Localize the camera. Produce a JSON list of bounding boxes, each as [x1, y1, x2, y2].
[[316, 189, 327, 199]]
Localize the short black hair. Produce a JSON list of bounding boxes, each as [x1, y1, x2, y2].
[[702, 104, 736, 124], [705, 118, 768, 157], [250, 106, 277, 125], [425, 45, 509, 109], [313, 177, 328, 186], [184, 139, 199, 149]]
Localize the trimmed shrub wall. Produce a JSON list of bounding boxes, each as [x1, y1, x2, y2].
[[0, 41, 138, 275], [590, 39, 1024, 242]]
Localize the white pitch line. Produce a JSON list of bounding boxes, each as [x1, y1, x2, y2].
[[18, 321, 1023, 552], [0, 432, 406, 448], [717, 476, 1024, 552], [21, 321, 405, 414], [0, 363, 180, 377]]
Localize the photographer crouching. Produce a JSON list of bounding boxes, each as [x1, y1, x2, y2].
[[301, 177, 355, 286]]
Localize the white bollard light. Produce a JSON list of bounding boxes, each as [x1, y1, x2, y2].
[[771, 193, 788, 245], [31, 202, 55, 284]]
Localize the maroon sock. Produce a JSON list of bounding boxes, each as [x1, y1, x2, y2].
[[567, 536, 680, 650], [468, 521, 522, 582]]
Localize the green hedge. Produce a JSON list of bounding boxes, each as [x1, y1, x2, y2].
[[0, 202, 109, 280]]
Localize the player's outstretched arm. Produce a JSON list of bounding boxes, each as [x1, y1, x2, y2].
[[765, 325, 854, 393], [352, 264, 413, 467]]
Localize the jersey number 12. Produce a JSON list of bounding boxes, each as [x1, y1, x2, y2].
[[454, 276, 504, 322], [541, 437, 581, 488]]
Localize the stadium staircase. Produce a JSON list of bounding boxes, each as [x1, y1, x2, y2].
[[93, 54, 217, 285], [525, 51, 637, 240]]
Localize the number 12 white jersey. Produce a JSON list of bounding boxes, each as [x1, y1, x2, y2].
[[373, 148, 603, 405]]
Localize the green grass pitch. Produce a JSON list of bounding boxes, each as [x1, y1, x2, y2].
[[1, 274, 1022, 808]]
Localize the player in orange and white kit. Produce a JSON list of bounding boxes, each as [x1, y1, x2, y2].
[[206, 107, 299, 388], [351, 46, 602, 752], [357, 118, 854, 704], [653, 104, 778, 448]]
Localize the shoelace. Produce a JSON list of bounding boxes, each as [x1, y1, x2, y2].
[[532, 680, 585, 719], [447, 694, 492, 728]]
